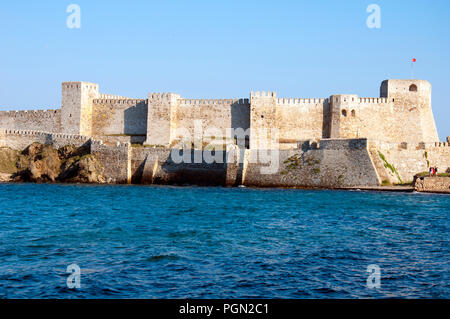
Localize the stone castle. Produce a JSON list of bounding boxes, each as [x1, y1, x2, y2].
[[0, 79, 449, 187]]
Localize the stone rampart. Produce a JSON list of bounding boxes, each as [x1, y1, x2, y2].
[[243, 138, 380, 188], [91, 99, 147, 136], [0, 129, 90, 150], [369, 141, 450, 184], [0, 109, 61, 133], [128, 138, 380, 188], [131, 147, 229, 186], [414, 176, 450, 193], [90, 140, 131, 184]]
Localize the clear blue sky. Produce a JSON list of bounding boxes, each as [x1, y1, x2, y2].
[[0, 0, 449, 139]]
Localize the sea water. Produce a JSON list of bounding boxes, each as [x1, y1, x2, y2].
[[0, 183, 448, 298]]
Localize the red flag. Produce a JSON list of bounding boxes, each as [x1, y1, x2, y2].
[[412, 58, 417, 62]]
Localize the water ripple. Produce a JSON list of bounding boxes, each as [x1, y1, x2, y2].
[[0, 184, 448, 298]]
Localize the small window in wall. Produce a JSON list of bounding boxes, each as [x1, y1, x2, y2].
[[342, 109, 347, 117], [69, 114, 72, 117], [409, 84, 418, 92], [351, 110, 356, 117]]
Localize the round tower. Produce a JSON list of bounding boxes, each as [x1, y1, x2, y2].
[[380, 79, 438, 143]]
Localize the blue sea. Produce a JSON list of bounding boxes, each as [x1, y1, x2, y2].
[[0, 183, 448, 299]]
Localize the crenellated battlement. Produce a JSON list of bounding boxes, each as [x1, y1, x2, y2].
[[178, 98, 250, 105], [276, 98, 329, 105], [1, 128, 130, 149], [92, 99, 147, 105], [0, 109, 60, 118], [369, 140, 450, 151], [1, 129, 90, 140], [251, 91, 277, 99], [330, 96, 391, 104], [0, 128, 91, 150], [62, 82, 98, 91], [298, 138, 369, 151], [149, 93, 179, 100], [89, 138, 130, 149], [98, 93, 132, 100], [358, 97, 391, 104]]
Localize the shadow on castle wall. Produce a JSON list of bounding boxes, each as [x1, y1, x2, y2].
[[133, 150, 231, 186], [231, 101, 250, 148], [321, 102, 332, 138], [159, 150, 228, 185], [123, 101, 148, 136]]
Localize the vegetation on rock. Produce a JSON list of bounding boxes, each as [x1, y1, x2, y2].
[[378, 150, 403, 184]]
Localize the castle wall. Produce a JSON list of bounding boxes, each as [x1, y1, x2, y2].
[[249, 92, 330, 149], [414, 176, 450, 193], [126, 138, 381, 188], [243, 138, 380, 187], [91, 99, 148, 137], [7, 79, 437, 151], [131, 147, 229, 185], [249, 92, 278, 150], [145, 93, 179, 147], [0, 129, 90, 150], [1, 79, 446, 189], [275, 98, 330, 144], [6, 128, 447, 188], [0, 110, 61, 133], [333, 81, 439, 144], [174, 99, 250, 144], [369, 141, 450, 183], [380, 79, 438, 143], [90, 140, 131, 184]]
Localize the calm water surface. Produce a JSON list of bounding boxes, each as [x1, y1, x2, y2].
[[0, 183, 448, 298]]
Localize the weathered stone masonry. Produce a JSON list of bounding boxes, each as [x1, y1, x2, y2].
[[0, 79, 448, 187], [0, 79, 439, 146]]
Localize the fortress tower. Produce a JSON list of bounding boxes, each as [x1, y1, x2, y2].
[[249, 91, 278, 149], [326, 79, 439, 144], [380, 79, 438, 142], [61, 82, 99, 135], [145, 93, 180, 147], [328, 94, 359, 139]]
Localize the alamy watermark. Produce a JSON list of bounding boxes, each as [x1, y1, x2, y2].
[[366, 264, 381, 289], [66, 263, 81, 289], [366, 4, 381, 29], [66, 4, 81, 29], [169, 121, 280, 174]]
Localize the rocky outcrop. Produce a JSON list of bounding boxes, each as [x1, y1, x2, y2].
[[0, 147, 20, 174], [59, 154, 105, 183], [0, 173, 13, 182], [0, 142, 105, 184], [19, 143, 61, 182], [413, 176, 450, 193]]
